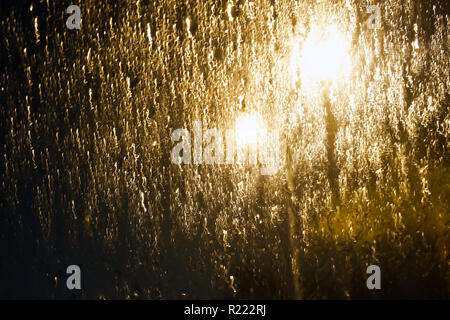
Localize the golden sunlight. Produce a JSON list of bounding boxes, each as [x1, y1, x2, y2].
[[290, 24, 352, 87], [235, 112, 262, 149]]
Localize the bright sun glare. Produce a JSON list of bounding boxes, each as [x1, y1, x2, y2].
[[290, 25, 352, 87], [235, 112, 262, 148]]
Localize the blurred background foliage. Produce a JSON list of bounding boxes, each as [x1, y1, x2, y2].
[[0, 0, 448, 299]]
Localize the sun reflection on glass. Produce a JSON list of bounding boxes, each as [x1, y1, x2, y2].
[[290, 24, 352, 88], [235, 112, 262, 149]]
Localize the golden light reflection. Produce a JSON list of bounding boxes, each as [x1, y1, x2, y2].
[[290, 24, 352, 88], [235, 112, 262, 149]]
